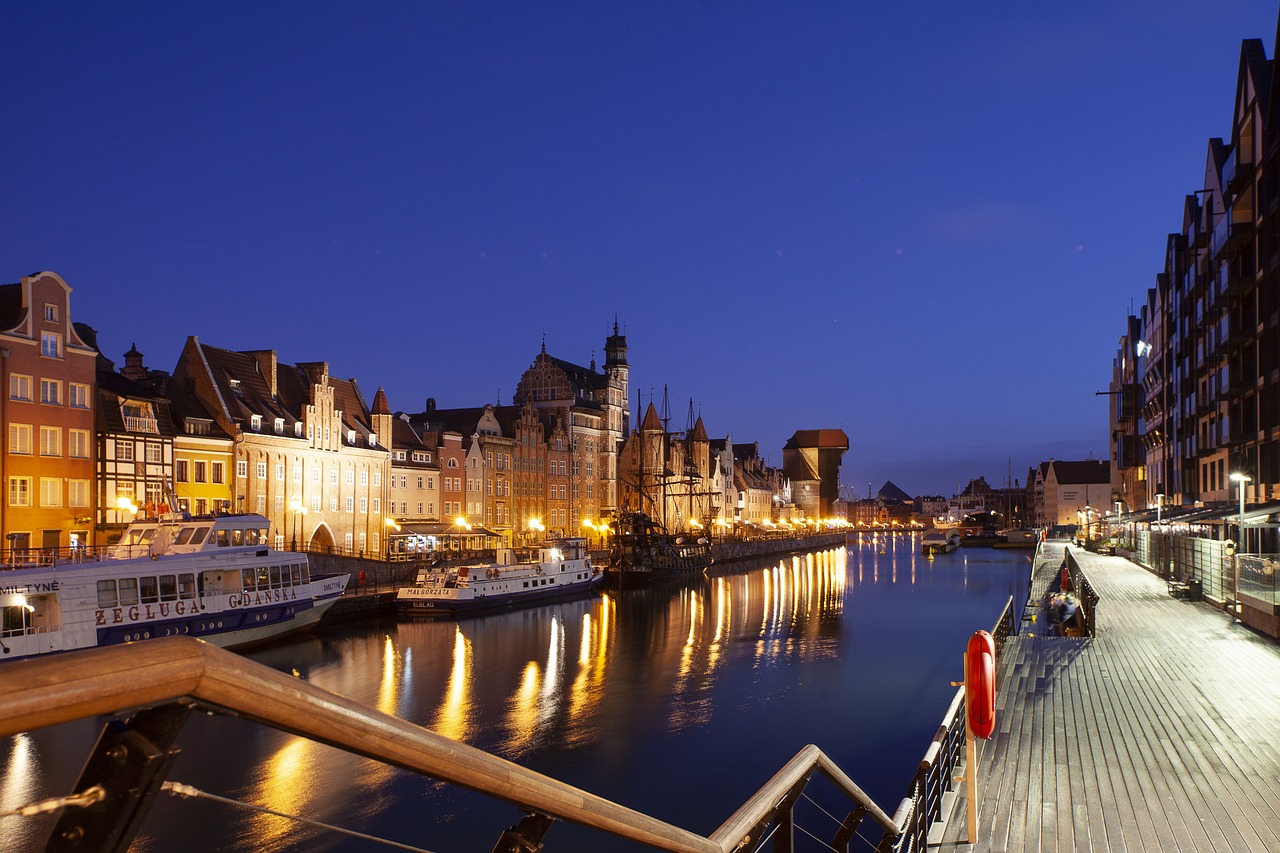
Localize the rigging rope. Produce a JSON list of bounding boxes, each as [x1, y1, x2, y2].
[[0, 785, 105, 818], [162, 781, 436, 853]]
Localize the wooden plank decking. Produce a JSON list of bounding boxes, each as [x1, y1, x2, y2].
[[937, 542, 1280, 851]]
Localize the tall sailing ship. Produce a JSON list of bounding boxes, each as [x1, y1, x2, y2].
[[605, 391, 713, 584]]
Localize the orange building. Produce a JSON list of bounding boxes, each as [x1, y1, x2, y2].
[[0, 272, 98, 554]]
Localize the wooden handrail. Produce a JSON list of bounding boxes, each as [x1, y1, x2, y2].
[[0, 637, 911, 852]]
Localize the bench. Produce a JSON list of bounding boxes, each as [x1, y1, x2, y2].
[[1168, 578, 1203, 601]]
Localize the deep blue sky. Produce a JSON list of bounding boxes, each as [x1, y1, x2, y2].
[[4, 1, 1276, 497]]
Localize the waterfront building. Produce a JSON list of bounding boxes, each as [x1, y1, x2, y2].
[[0, 272, 97, 555], [87, 341, 178, 544], [1114, 24, 1280, 527], [378, 391, 442, 530], [168, 339, 390, 554], [731, 442, 784, 526], [782, 429, 849, 519], [512, 327, 630, 514], [1030, 459, 1111, 528]]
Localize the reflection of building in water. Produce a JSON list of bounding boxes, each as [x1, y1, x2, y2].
[[434, 627, 473, 742]]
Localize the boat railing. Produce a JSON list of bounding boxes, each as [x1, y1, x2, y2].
[[1, 599, 1018, 852], [1, 546, 108, 570]]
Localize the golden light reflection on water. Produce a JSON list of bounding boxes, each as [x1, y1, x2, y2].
[[0, 732, 38, 845], [244, 736, 318, 849], [433, 627, 473, 742]]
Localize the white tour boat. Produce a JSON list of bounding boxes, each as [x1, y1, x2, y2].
[[0, 513, 349, 662], [396, 538, 601, 616], [921, 528, 961, 555]]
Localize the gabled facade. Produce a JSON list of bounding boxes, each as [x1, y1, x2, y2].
[[0, 272, 97, 553], [782, 429, 849, 518], [168, 338, 390, 554]]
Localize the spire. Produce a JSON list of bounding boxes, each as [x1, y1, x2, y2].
[[371, 386, 391, 416], [641, 402, 662, 431]]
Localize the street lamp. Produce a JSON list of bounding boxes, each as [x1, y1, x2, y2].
[[289, 498, 308, 551], [1230, 472, 1251, 553], [384, 516, 401, 559]]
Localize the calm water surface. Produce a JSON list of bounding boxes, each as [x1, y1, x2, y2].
[[1, 535, 1031, 852]]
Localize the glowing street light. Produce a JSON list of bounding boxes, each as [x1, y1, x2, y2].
[[290, 498, 310, 551], [1230, 472, 1251, 552]]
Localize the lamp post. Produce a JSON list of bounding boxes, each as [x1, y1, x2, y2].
[[384, 517, 401, 560], [1155, 493, 1164, 524], [289, 498, 303, 551], [1230, 472, 1251, 553]]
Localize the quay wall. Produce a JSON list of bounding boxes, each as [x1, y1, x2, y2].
[[710, 532, 845, 566]]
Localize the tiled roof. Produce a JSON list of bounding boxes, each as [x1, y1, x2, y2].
[[783, 429, 849, 450], [1050, 459, 1110, 485]]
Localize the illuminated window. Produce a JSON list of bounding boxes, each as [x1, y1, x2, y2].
[[9, 476, 31, 506], [9, 374, 31, 401], [69, 384, 90, 408], [40, 332, 61, 358], [40, 478, 61, 507], [39, 427, 60, 456], [39, 379, 60, 405], [69, 430, 89, 458]]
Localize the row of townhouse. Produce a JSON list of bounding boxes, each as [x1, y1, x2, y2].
[[2, 272, 846, 557], [1108, 11, 1280, 544]]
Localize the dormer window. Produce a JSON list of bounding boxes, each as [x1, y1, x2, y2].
[[250, 415, 262, 432], [347, 429, 356, 444], [274, 418, 284, 435], [394, 450, 406, 461], [369, 433, 378, 448], [294, 422, 303, 437]]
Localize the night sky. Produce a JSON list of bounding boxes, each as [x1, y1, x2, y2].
[[5, 1, 1276, 497]]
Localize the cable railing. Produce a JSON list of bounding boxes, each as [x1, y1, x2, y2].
[[0, 597, 1018, 852]]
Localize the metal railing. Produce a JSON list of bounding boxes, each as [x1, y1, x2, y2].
[[1062, 550, 1100, 636]]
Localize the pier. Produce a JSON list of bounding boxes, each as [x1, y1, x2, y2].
[[937, 542, 1280, 851]]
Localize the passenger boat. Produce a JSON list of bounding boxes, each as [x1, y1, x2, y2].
[[603, 510, 712, 585], [921, 528, 961, 555], [395, 538, 600, 616], [0, 513, 349, 663]]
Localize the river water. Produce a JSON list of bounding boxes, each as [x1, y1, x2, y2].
[[1, 534, 1031, 852]]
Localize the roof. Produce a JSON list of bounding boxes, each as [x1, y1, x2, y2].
[[878, 481, 913, 503], [783, 429, 849, 450], [1049, 459, 1110, 486]]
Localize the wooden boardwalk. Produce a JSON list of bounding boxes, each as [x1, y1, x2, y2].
[[937, 542, 1280, 851]]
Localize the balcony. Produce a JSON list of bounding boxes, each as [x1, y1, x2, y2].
[[124, 416, 159, 434], [1212, 215, 1254, 262], [1226, 150, 1254, 196]]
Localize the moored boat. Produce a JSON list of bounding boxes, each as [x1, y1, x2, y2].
[[603, 510, 712, 585], [921, 528, 960, 555], [395, 537, 600, 616], [0, 513, 349, 662]]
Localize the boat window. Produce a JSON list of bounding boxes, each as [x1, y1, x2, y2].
[[245, 529, 260, 546], [140, 576, 159, 603], [232, 529, 244, 546], [298, 564, 310, 584], [242, 568, 257, 591], [290, 565, 301, 585], [118, 578, 139, 606], [137, 529, 155, 544], [1, 606, 31, 638], [216, 530, 231, 547], [189, 528, 209, 545], [256, 567, 270, 589], [159, 575, 178, 602], [97, 579, 118, 608], [269, 565, 281, 587], [178, 574, 196, 599], [174, 528, 196, 546]]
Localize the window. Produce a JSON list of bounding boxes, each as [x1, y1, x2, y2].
[[292, 465, 301, 483], [329, 498, 338, 512], [275, 463, 285, 481], [416, 502, 423, 515], [10, 423, 33, 455], [40, 332, 61, 358], [250, 415, 262, 432], [9, 374, 31, 401], [40, 478, 60, 507], [294, 422, 303, 437], [310, 495, 321, 512], [373, 497, 380, 513], [359, 497, 367, 513], [237, 460, 248, 478], [8, 477, 30, 506], [274, 418, 284, 435], [347, 429, 356, 444], [256, 462, 267, 479], [312, 468, 321, 483], [195, 461, 207, 483], [256, 495, 266, 513], [374, 472, 381, 487], [345, 496, 354, 512], [145, 444, 163, 463], [43, 303, 58, 322], [393, 450, 406, 461], [177, 460, 190, 482], [211, 462, 224, 484], [344, 470, 353, 485], [39, 427, 60, 456], [344, 533, 353, 551], [359, 471, 368, 486], [329, 470, 338, 485], [69, 383, 90, 408], [448, 458, 458, 468], [116, 441, 134, 462], [69, 430, 89, 458]]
